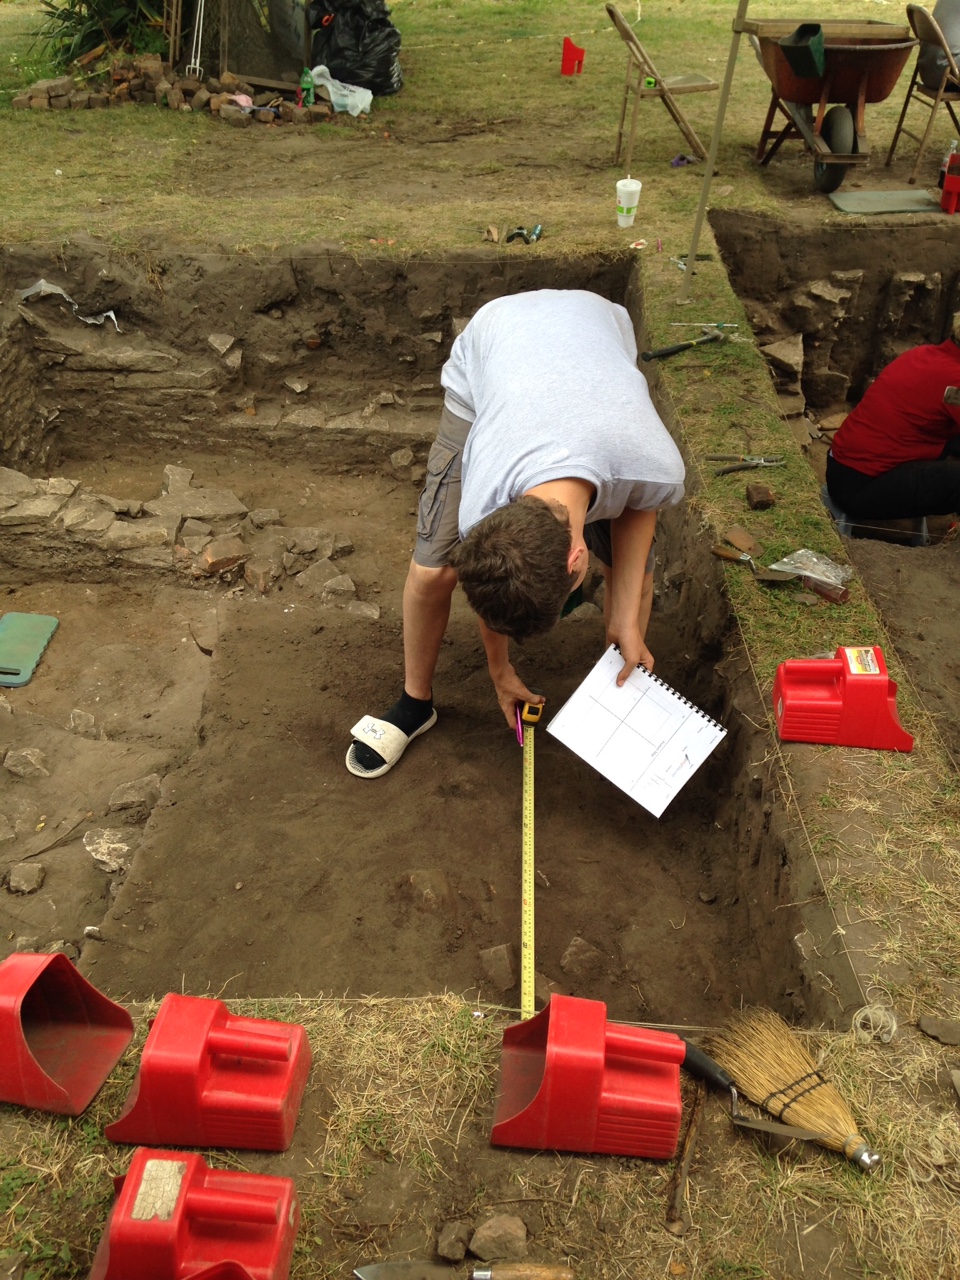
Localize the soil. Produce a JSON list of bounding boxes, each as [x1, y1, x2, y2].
[[2, 450, 781, 1028]]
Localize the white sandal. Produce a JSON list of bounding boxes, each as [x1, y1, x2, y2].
[[345, 711, 438, 778]]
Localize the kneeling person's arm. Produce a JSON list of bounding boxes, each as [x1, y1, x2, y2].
[[608, 507, 657, 685], [478, 617, 545, 728]]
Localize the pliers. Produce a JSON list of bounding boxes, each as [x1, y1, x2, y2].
[[705, 454, 785, 476]]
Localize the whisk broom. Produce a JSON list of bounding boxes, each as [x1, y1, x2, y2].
[[706, 1007, 881, 1173]]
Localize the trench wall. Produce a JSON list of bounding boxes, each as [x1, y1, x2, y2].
[[710, 212, 960, 408]]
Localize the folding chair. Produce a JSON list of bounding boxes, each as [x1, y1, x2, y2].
[[605, 3, 719, 167], [886, 3, 960, 184]]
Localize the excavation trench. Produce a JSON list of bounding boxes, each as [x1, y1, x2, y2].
[[0, 245, 853, 1026]]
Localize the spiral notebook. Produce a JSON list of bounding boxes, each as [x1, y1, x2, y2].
[[546, 645, 726, 818]]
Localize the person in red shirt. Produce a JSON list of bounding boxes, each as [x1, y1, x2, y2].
[[826, 317, 960, 519]]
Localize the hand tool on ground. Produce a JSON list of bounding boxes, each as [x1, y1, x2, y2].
[[665, 1076, 705, 1235], [723, 525, 764, 558], [641, 326, 730, 361], [705, 1008, 881, 1172], [354, 1262, 575, 1279], [680, 1040, 831, 1144], [711, 544, 796, 583], [669, 322, 739, 329], [705, 454, 784, 476], [516, 698, 543, 1020]]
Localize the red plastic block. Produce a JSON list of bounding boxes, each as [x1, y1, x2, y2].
[[561, 36, 585, 75], [491, 994, 684, 1159], [105, 993, 311, 1150], [88, 1147, 299, 1280], [0, 952, 133, 1115], [773, 644, 913, 751]]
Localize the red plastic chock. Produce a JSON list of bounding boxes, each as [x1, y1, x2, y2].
[[491, 994, 684, 1159], [88, 1147, 299, 1280], [561, 37, 585, 75], [772, 644, 913, 751], [0, 952, 133, 1116], [105, 993, 311, 1151]]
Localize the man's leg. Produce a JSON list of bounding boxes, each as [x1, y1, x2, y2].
[[828, 450, 960, 519], [347, 404, 470, 777], [402, 562, 458, 699]]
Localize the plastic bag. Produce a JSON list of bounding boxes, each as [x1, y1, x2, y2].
[[310, 64, 373, 116], [767, 549, 853, 588], [308, 0, 403, 97]]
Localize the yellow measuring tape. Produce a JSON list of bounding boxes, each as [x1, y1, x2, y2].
[[519, 700, 542, 1020]]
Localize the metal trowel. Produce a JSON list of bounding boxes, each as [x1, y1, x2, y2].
[[681, 1041, 828, 1144], [354, 1265, 575, 1280]]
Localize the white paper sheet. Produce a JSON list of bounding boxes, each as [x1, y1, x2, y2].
[[546, 645, 726, 818]]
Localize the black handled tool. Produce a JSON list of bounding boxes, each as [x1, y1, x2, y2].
[[642, 327, 726, 362], [681, 1039, 826, 1142]]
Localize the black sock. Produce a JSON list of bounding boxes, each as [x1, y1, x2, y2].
[[351, 690, 434, 770]]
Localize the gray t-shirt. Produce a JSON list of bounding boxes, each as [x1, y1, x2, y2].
[[441, 289, 686, 537], [919, 0, 960, 88]]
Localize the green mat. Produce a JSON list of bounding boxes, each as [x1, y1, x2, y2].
[[0, 613, 58, 687], [828, 189, 943, 214]]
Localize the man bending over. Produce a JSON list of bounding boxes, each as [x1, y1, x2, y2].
[[346, 288, 686, 778]]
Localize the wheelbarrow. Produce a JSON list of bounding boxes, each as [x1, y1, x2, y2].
[[743, 18, 916, 193]]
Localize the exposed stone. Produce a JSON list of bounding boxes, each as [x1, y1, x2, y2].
[[284, 377, 309, 394], [83, 827, 140, 872], [67, 709, 98, 738], [0, 1250, 28, 1280], [469, 1214, 527, 1262], [0, 469, 39, 498], [563, 602, 602, 621], [208, 333, 236, 355], [245, 556, 283, 594], [58, 495, 117, 534], [4, 748, 50, 778], [919, 1014, 960, 1046], [344, 600, 380, 620], [163, 465, 195, 493], [286, 526, 334, 557], [41, 477, 79, 497], [560, 935, 605, 978], [199, 535, 250, 575], [191, 86, 211, 112], [0, 813, 15, 843], [101, 515, 180, 550], [247, 509, 281, 528], [64, 346, 177, 373], [226, 111, 253, 128], [760, 334, 804, 377], [437, 1221, 471, 1263], [46, 940, 79, 962], [181, 518, 212, 539], [29, 75, 76, 97], [8, 862, 45, 894], [479, 942, 518, 992], [331, 533, 354, 559], [535, 971, 563, 1009], [225, 348, 243, 371], [144, 487, 248, 522], [14, 937, 40, 953], [295, 558, 341, 595], [108, 773, 161, 822], [390, 446, 414, 468], [321, 574, 357, 602], [0, 495, 66, 525], [181, 536, 209, 555]]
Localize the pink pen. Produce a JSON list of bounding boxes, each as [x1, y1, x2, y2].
[[515, 704, 524, 745]]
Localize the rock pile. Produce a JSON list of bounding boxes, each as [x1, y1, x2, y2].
[[12, 57, 335, 126], [0, 462, 376, 615]]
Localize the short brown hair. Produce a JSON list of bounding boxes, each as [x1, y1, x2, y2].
[[451, 495, 576, 641]]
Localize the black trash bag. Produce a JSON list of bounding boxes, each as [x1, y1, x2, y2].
[[308, 0, 403, 97]]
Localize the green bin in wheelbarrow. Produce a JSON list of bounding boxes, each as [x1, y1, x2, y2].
[[779, 23, 826, 79]]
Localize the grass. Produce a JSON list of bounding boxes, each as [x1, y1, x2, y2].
[[3, 997, 960, 1279]]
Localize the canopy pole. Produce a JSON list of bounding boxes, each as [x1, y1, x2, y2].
[[677, 0, 752, 303]]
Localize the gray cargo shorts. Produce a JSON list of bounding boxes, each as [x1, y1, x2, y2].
[[413, 404, 654, 574]]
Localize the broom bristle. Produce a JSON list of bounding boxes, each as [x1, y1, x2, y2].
[[706, 1008, 870, 1162]]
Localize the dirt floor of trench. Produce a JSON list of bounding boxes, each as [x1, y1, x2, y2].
[[1, 444, 795, 1026]]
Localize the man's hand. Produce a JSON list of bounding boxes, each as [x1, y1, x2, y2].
[[476, 616, 545, 728], [491, 665, 545, 729], [608, 622, 654, 686]]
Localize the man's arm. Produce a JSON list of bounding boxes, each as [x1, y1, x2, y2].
[[477, 617, 545, 728], [607, 507, 658, 686]]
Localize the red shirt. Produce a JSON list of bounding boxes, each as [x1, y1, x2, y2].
[[831, 339, 960, 476]]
